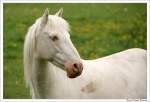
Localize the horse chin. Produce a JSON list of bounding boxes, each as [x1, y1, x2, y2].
[[67, 74, 79, 78], [66, 68, 81, 79]]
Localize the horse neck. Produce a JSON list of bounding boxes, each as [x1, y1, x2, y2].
[[32, 58, 67, 98], [24, 22, 52, 98], [31, 58, 48, 98]]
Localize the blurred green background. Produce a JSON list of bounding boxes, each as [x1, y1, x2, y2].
[[3, 3, 147, 99]]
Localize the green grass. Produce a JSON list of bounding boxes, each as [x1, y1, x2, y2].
[[3, 3, 147, 99]]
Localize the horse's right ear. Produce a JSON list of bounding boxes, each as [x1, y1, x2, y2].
[[41, 8, 49, 27]]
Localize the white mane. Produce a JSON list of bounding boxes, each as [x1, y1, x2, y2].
[[23, 15, 70, 94]]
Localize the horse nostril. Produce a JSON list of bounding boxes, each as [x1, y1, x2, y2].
[[73, 63, 78, 68], [73, 63, 83, 73]]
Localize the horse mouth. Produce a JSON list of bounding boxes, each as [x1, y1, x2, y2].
[[67, 72, 81, 78]]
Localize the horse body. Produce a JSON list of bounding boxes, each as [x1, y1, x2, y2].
[[33, 48, 146, 99], [24, 8, 147, 99], [81, 48, 146, 99]]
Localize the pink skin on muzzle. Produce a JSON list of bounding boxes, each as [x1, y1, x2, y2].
[[65, 62, 83, 78]]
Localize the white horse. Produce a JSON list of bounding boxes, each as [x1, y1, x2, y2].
[[24, 8, 147, 99]]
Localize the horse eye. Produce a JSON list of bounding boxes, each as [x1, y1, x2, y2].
[[49, 35, 59, 41]]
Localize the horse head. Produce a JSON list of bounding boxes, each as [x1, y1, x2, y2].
[[35, 8, 83, 78]]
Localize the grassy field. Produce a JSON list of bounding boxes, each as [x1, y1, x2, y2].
[[3, 3, 147, 99]]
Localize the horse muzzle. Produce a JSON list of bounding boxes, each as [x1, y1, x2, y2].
[[65, 62, 83, 78]]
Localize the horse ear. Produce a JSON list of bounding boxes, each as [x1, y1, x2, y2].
[[41, 8, 49, 27], [55, 8, 63, 17]]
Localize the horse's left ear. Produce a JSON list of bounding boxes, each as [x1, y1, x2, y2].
[[41, 8, 49, 27], [55, 8, 63, 17]]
